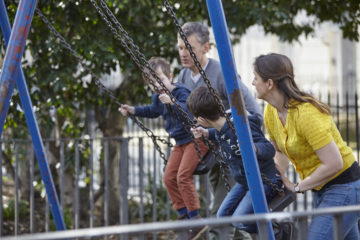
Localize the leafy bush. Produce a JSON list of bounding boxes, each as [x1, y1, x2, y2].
[[3, 199, 29, 221]]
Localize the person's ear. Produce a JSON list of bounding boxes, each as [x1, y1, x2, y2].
[[198, 116, 210, 126], [267, 79, 274, 90], [202, 42, 210, 54], [198, 116, 206, 123]]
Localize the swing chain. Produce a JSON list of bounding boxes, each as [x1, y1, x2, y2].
[[98, 0, 145, 62], [89, 0, 149, 78], [90, 0, 206, 161], [162, 0, 232, 132], [163, 0, 234, 191], [163, 0, 283, 194], [96, 1, 235, 174], [206, 141, 232, 192], [155, 136, 174, 148], [262, 173, 284, 194], [39, 3, 200, 164], [89, 0, 175, 151], [40, 3, 229, 191], [35, 8, 170, 164]]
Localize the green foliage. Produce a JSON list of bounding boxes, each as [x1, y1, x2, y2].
[[3, 199, 29, 221], [128, 172, 177, 223]]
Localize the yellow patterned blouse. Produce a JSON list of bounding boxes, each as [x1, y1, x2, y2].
[[264, 100, 355, 190]]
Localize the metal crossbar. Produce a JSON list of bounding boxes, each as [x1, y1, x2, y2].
[[2, 205, 359, 240]]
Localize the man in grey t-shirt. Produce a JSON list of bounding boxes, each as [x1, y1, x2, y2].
[[176, 22, 263, 240]]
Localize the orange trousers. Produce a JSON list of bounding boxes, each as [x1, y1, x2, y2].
[[163, 139, 208, 211]]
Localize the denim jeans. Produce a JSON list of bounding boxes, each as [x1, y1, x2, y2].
[[208, 164, 252, 240], [217, 176, 281, 233], [308, 179, 360, 240]]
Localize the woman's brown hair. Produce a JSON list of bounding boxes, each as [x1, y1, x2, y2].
[[254, 53, 330, 115]]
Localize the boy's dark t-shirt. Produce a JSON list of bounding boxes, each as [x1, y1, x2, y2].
[[134, 84, 193, 146], [208, 115, 276, 187]]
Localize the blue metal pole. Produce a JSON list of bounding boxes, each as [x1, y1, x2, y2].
[[0, 0, 66, 230], [0, 0, 35, 136], [206, 1, 274, 238]]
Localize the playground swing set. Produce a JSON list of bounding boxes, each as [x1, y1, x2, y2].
[[0, 0, 295, 239]]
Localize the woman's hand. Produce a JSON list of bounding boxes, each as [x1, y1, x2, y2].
[[281, 175, 296, 192], [275, 163, 295, 192]]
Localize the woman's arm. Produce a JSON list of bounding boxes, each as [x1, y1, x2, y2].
[[272, 140, 290, 175], [271, 140, 296, 192], [296, 140, 343, 192]]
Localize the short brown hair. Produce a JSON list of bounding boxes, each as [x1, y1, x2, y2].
[[142, 57, 171, 84], [186, 86, 222, 121]]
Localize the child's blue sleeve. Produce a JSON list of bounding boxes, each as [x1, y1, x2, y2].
[[254, 139, 275, 161], [173, 90, 188, 109], [172, 88, 194, 123], [208, 128, 218, 140], [134, 94, 163, 118], [208, 128, 218, 141]]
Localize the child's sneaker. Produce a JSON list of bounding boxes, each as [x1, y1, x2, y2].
[[178, 213, 188, 220]]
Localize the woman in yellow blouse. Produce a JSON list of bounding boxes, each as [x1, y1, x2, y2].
[[252, 53, 360, 240]]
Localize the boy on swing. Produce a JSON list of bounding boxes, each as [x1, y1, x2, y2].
[[119, 57, 208, 239], [187, 86, 282, 235]]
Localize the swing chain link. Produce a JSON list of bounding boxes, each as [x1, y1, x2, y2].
[[35, 8, 170, 165], [155, 136, 174, 147], [163, 0, 282, 194]]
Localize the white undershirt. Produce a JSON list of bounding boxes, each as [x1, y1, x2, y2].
[[191, 60, 209, 83]]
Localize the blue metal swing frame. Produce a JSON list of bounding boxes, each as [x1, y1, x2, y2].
[[206, 1, 275, 239], [0, 0, 66, 231]]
